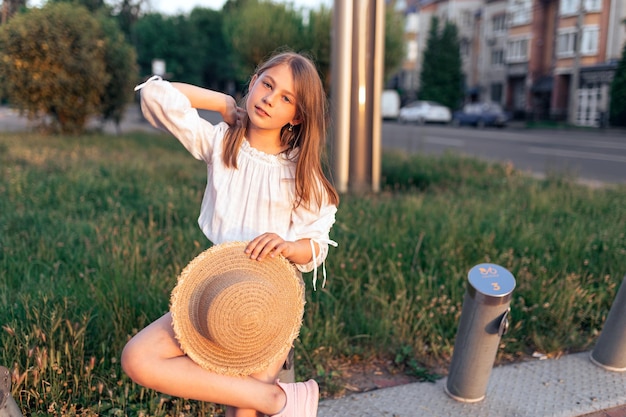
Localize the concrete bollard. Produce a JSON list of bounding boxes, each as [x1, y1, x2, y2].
[[590, 274, 626, 372], [445, 263, 516, 403], [0, 366, 24, 417]]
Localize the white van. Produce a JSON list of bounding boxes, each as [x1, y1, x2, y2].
[[381, 90, 400, 120]]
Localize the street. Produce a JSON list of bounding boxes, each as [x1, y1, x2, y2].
[[382, 121, 626, 186], [2, 105, 625, 186]]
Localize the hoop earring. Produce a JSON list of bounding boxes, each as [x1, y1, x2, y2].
[[288, 124, 293, 132]]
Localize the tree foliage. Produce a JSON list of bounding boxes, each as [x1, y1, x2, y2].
[[303, 5, 332, 91], [97, 12, 139, 132], [419, 16, 464, 110], [46, 0, 107, 12], [223, 0, 307, 85], [0, 3, 109, 133], [132, 9, 231, 89], [1, 0, 26, 23], [188, 7, 233, 91], [384, 5, 405, 84], [609, 40, 626, 126], [0, 2, 138, 134], [128, 1, 404, 98]]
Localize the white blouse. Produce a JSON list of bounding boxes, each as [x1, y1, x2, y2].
[[136, 78, 337, 283]]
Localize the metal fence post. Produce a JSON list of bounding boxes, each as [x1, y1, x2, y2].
[[445, 264, 516, 403], [590, 274, 626, 372], [0, 366, 24, 417]]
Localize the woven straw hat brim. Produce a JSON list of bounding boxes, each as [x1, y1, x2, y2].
[[170, 241, 305, 376]]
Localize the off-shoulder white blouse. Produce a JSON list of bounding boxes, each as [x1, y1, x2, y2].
[[136, 77, 337, 282]]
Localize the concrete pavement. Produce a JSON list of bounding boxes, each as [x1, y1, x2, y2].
[[317, 351, 626, 417]]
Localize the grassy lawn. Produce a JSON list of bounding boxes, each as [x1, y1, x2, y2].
[[1, 131, 625, 416]]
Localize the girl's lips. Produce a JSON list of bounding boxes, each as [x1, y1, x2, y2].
[[254, 105, 270, 117]]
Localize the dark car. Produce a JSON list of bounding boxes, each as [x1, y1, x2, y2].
[[452, 102, 510, 127]]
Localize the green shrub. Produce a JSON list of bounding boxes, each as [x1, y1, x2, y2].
[[0, 3, 124, 134]]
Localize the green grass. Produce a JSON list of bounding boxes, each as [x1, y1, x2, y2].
[[1, 131, 625, 416]]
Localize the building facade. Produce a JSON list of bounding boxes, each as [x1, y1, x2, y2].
[[396, 0, 625, 127]]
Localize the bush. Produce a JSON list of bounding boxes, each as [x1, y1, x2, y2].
[[97, 13, 139, 133], [0, 3, 109, 133]]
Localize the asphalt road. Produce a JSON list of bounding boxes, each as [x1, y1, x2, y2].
[[2, 105, 625, 186], [382, 121, 626, 186]]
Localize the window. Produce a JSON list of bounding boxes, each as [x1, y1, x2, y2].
[[492, 14, 506, 33], [557, 29, 577, 57], [462, 10, 473, 28], [407, 40, 418, 62], [560, 0, 578, 15], [405, 13, 418, 33], [584, 0, 601, 12], [509, 0, 532, 26], [560, 0, 600, 14], [557, 27, 598, 57], [506, 38, 529, 62], [460, 38, 470, 57], [491, 49, 505, 66], [581, 26, 599, 55]]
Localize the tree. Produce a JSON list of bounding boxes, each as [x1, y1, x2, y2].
[[303, 5, 332, 91], [188, 7, 232, 91], [46, 0, 107, 12], [1, 0, 26, 24], [419, 16, 464, 110], [132, 11, 215, 86], [609, 40, 626, 126], [114, 0, 147, 41], [438, 20, 463, 109], [0, 3, 109, 133], [223, 0, 307, 86], [97, 12, 139, 133], [384, 4, 405, 85]]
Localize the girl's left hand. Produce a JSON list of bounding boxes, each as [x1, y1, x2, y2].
[[245, 233, 295, 261]]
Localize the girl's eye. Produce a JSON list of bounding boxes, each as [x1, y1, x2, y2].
[[263, 81, 272, 89], [282, 96, 292, 103]]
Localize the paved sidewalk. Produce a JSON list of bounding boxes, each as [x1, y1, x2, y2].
[[318, 351, 626, 417]]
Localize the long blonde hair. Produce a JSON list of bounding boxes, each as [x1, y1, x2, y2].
[[222, 51, 339, 209]]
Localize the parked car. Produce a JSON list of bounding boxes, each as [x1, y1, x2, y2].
[[398, 100, 452, 124], [452, 102, 510, 127], [381, 90, 401, 120]]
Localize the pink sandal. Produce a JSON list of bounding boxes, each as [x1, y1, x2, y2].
[[273, 379, 319, 417]]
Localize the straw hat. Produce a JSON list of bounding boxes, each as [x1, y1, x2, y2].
[[170, 241, 305, 376]]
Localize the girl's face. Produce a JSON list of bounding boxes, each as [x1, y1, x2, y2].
[[246, 63, 300, 134]]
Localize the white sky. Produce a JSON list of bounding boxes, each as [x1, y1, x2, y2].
[[152, 0, 333, 15], [27, 0, 332, 15]]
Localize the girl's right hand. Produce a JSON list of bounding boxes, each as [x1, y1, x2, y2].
[[222, 94, 244, 128]]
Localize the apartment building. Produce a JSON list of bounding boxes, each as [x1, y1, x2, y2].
[[396, 0, 625, 127]]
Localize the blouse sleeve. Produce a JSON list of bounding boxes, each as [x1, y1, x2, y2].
[[292, 195, 338, 274], [136, 76, 227, 163]]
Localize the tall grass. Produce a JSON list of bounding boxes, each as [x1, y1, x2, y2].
[[1, 132, 625, 416]]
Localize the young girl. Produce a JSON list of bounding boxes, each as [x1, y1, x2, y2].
[[121, 51, 339, 417]]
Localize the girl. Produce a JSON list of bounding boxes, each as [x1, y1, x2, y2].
[[121, 51, 339, 417]]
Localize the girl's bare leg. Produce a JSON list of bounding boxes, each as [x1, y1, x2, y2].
[[225, 348, 290, 417], [121, 313, 286, 415]]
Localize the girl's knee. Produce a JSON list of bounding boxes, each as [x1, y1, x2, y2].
[[120, 337, 143, 381]]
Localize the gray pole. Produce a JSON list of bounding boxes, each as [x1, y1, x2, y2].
[[348, 0, 384, 193], [349, 0, 372, 193], [370, 0, 384, 193], [445, 264, 516, 402], [331, 0, 354, 194], [590, 275, 626, 372]]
